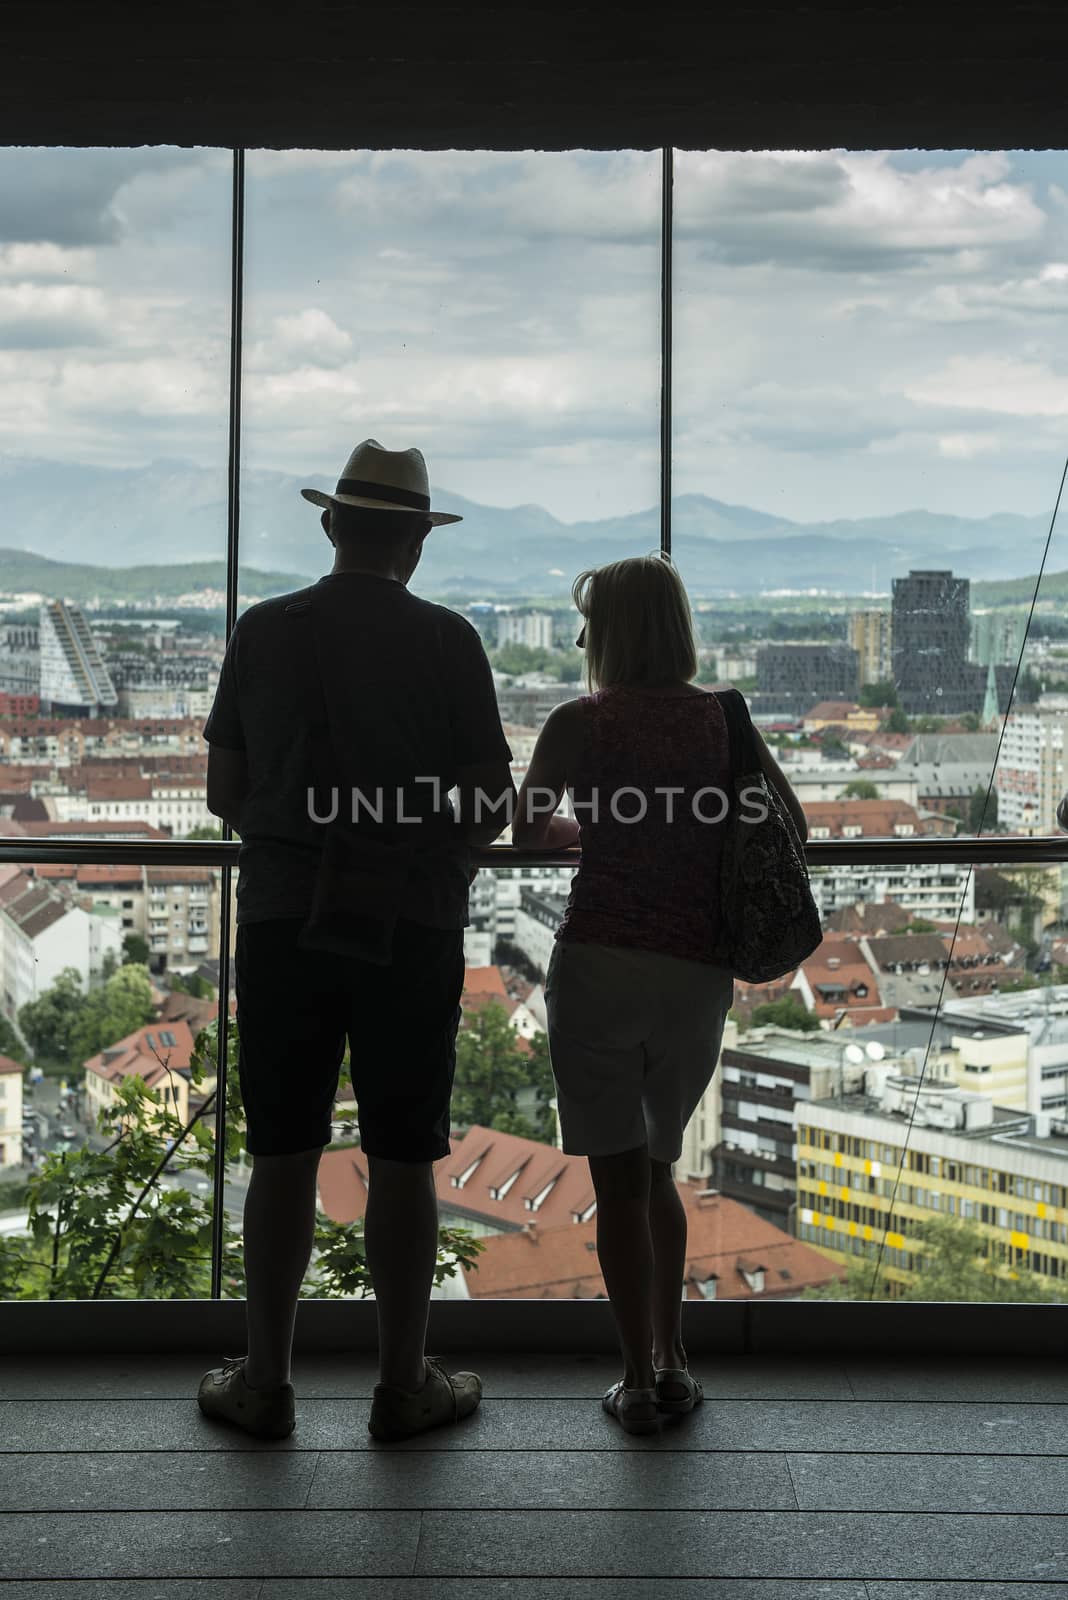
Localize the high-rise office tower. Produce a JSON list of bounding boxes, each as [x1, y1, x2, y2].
[[891, 571, 976, 716], [848, 609, 892, 687]]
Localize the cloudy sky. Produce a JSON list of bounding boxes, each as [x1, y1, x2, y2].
[[3, 145, 1068, 545]]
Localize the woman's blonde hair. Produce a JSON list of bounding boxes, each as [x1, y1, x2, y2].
[[572, 553, 698, 691]]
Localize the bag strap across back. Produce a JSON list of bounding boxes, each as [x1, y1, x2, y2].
[[714, 686, 760, 779]]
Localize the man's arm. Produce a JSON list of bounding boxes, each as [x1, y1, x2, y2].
[[454, 758, 517, 847], [206, 745, 248, 834]]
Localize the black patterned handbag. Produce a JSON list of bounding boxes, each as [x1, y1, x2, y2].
[[711, 687, 823, 983]]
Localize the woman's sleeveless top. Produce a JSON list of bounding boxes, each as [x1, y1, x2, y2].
[[556, 685, 733, 964]]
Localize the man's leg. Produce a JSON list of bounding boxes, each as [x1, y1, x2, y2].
[[363, 1155, 439, 1393], [242, 1146, 323, 1391]]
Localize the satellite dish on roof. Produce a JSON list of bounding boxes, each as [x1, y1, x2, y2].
[[845, 1044, 865, 1064], [866, 1041, 886, 1061]]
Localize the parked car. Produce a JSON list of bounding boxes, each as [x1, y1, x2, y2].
[[58, 1124, 77, 1142]]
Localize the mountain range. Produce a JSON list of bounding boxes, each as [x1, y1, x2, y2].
[[0, 454, 1060, 598]]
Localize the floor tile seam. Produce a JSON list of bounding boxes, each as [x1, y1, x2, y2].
[[6, 1395, 1067, 1407], [5, 1507, 1068, 1519], [4, 1445, 1067, 1458]]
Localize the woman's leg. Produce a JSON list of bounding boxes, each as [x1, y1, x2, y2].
[[588, 1145, 656, 1390], [648, 1156, 688, 1371]]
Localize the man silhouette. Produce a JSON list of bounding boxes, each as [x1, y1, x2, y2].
[[196, 440, 514, 1441]]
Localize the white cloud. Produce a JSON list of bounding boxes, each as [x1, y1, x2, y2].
[[0, 283, 108, 347], [675, 150, 1047, 269], [906, 356, 1068, 418], [937, 432, 1001, 458], [0, 243, 97, 279]]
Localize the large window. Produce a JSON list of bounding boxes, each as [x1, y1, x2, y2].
[[2, 147, 1067, 1307]]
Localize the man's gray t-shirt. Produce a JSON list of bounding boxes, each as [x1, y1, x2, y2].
[[203, 572, 512, 928]]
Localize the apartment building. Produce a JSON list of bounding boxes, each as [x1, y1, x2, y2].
[[144, 867, 217, 970], [712, 1026, 910, 1230], [0, 870, 123, 1034], [0, 1055, 24, 1168], [38, 600, 118, 716], [513, 886, 568, 978], [797, 1061, 1068, 1295], [496, 611, 554, 651], [49, 765, 213, 836], [848, 609, 892, 686], [995, 699, 1068, 833]]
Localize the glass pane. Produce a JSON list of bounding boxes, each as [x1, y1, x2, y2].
[[673, 149, 1068, 839], [0, 148, 232, 1297], [230, 151, 660, 1302]]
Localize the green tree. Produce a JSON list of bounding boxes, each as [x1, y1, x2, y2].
[[802, 1214, 1068, 1302], [858, 680, 898, 708], [968, 785, 998, 834], [67, 965, 155, 1067], [0, 1015, 482, 1302], [840, 779, 880, 801], [186, 824, 223, 840], [452, 1000, 556, 1140], [750, 995, 819, 1032], [884, 708, 910, 734], [122, 932, 150, 966], [0, 1011, 26, 1066], [18, 968, 86, 1062], [490, 643, 552, 676]]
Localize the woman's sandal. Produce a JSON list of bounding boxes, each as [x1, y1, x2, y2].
[[602, 1380, 660, 1436], [655, 1367, 704, 1415]]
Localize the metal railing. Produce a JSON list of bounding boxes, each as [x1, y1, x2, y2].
[[1, 835, 1066, 869]]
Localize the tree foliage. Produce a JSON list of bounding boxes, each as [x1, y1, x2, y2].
[[840, 779, 880, 800], [802, 1214, 1068, 1303], [122, 932, 150, 966], [750, 995, 820, 1033], [0, 1017, 481, 1301], [858, 680, 898, 708], [452, 999, 556, 1140]]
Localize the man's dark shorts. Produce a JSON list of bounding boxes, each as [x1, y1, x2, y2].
[[234, 917, 465, 1160]]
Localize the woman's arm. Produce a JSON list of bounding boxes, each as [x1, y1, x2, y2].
[[512, 703, 582, 849], [752, 726, 808, 843]]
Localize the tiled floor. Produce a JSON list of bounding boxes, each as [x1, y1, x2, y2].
[[1, 1351, 1066, 1595]]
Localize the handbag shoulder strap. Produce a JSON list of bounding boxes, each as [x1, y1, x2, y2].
[[714, 685, 760, 777]]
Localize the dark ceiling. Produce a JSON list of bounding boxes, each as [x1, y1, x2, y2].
[[4, 3, 1067, 149]]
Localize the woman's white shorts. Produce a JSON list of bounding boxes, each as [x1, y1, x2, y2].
[[544, 939, 734, 1163]]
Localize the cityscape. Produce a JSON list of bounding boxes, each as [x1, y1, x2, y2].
[[1, 547, 1067, 1305]]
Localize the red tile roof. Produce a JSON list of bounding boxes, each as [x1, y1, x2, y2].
[[464, 1185, 848, 1300], [145, 866, 214, 884], [318, 1125, 595, 1233], [797, 937, 887, 1021], [83, 1019, 196, 1088], [463, 966, 507, 1000], [0, 1054, 23, 1075]]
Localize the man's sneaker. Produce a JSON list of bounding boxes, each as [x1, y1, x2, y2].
[[368, 1355, 482, 1442], [197, 1355, 296, 1440]]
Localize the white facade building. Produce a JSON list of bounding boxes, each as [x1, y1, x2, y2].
[[996, 701, 1068, 833], [810, 860, 975, 925], [496, 611, 554, 651], [0, 872, 123, 1036], [39, 600, 118, 714], [0, 1055, 23, 1168]]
